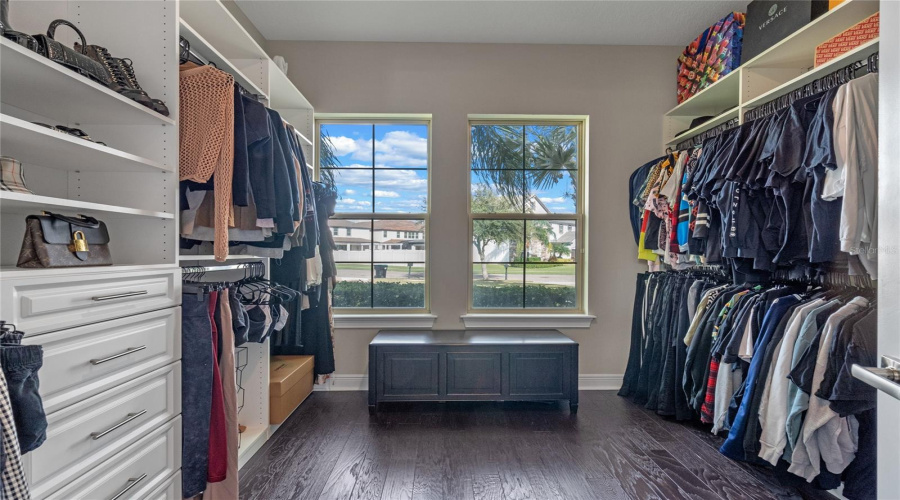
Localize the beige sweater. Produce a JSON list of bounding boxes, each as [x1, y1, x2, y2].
[[179, 64, 234, 261]]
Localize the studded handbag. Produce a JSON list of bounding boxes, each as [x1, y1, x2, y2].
[[32, 20, 111, 86]]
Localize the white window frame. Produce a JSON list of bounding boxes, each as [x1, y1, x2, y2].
[[463, 115, 593, 327], [316, 114, 434, 327]]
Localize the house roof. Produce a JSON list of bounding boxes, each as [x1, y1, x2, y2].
[[328, 219, 424, 231], [554, 231, 576, 244], [333, 236, 371, 244]]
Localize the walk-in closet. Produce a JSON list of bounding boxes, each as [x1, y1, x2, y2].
[[0, 0, 897, 499]]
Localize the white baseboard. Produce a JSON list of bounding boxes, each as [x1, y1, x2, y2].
[[313, 374, 623, 392]]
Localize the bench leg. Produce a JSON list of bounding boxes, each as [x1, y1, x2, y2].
[[368, 404, 376, 415], [569, 402, 578, 414]]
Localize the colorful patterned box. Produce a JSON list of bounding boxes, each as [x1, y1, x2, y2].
[[814, 13, 879, 67], [677, 12, 745, 104]]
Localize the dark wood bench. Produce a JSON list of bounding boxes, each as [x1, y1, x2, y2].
[[368, 329, 579, 414]]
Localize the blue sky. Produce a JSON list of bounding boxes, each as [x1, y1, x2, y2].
[[321, 123, 576, 214], [321, 123, 429, 213]]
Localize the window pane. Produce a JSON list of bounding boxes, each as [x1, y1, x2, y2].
[[471, 170, 525, 213], [525, 263, 576, 308], [333, 263, 372, 308], [373, 219, 425, 254], [331, 219, 372, 258], [375, 170, 428, 213], [471, 124, 524, 171], [375, 124, 428, 169], [526, 125, 578, 170], [373, 262, 425, 308], [527, 169, 577, 214], [319, 124, 374, 168], [525, 220, 577, 262], [327, 169, 373, 213], [472, 264, 523, 308], [473, 219, 524, 263]]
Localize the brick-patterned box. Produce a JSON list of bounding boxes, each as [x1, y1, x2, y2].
[[815, 13, 879, 67]]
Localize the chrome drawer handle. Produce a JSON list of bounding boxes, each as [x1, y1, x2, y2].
[[90, 409, 147, 440], [91, 290, 148, 302], [109, 473, 148, 500], [90, 346, 146, 365]]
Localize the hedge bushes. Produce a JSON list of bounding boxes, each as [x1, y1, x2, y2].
[[473, 283, 576, 308], [333, 280, 575, 308], [334, 281, 425, 308]]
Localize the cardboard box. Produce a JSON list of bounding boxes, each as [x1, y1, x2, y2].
[[815, 13, 879, 67], [269, 355, 315, 424], [743, 0, 829, 62]]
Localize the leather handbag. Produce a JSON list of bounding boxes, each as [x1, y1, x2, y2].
[[32, 20, 110, 86], [17, 212, 113, 268]]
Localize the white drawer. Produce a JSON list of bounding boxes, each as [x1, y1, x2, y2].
[[45, 416, 181, 500], [26, 363, 181, 499], [143, 471, 181, 500], [23, 307, 180, 413], [1, 267, 180, 335]]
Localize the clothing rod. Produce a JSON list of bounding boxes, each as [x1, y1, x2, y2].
[[180, 263, 259, 273]]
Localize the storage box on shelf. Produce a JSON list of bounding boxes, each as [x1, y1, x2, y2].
[[663, 0, 879, 149]]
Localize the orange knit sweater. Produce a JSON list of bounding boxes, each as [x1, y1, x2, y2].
[[179, 64, 234, 261]]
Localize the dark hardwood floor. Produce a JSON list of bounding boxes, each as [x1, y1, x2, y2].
[[239, 391, 836, 500]]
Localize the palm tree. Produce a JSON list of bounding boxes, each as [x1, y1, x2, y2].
[[471, 125, 577, 211], [318, 130, 339, 189]]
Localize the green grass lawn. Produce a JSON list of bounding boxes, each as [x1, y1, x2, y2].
[[473, 263, 575, 275]]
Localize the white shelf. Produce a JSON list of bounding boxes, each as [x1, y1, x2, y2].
[[666, 107, 740, 147], [0, 263, 177, 277], [665, 70, 741, 118], [743, 0, 879, 69], [178, 254, 269, 261], [0, 114, 172, 173], [179, 19, 268, 100], [0, 191, 174, 219], [743, 39, 880, 110], [297, 132, 314, 147], [268, 61, 313, 110], [179, 0, 268, 61], [238, 424, 269, 469], [0, 38, 175, 127]]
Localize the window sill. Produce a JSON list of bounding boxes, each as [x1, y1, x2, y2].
[[461, 314, 595, 329], [333, 314, 437, 330]]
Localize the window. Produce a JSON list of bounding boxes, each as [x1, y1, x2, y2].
[[469, 119, 584, 311], [318, 117, 430, 310], [345, 228, 351, 236]]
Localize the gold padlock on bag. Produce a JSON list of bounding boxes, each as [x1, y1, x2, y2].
[[70, 230, 89, 253]]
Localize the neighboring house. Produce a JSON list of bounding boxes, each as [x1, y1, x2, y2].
[[477, 195, 576, 263], [330, 219, 425, 263]]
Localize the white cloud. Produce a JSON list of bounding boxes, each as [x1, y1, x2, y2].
[[375, 190, 400, 198], [325, 130, 428, 168], [344, 189, 356, 195]]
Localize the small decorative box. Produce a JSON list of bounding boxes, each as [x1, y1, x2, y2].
[[814, 12, 879, 67]]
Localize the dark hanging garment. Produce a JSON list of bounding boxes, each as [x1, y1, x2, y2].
[[629, 159, 663, 245], [269, 247, 306, 355], [619, 273, 648, 398], [232, 85, 251, 207]]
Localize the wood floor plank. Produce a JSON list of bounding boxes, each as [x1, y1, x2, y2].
[[239, 392, 837, 500]]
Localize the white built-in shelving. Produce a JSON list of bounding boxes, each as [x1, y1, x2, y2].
[[0, 114, 172, 174], [664, 0, 880, 147], [179, 19, 269, 100], [178, 0, 316, 469], [0, 191, 173, 219], [0, 38, 175, 127]]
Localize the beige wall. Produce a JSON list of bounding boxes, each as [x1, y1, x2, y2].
[[268, 40, 678, 377]]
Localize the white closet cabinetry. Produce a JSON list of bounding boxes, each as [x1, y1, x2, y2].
[[0, 1, 182, 498]]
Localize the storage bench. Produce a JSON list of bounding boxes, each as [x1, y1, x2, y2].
[[368, 330, 579, 413]]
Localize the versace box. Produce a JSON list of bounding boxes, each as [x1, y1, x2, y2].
[[742, 0, 829, 62]]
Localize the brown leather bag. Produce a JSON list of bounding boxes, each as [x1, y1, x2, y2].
[[17, 212, 113, 268]]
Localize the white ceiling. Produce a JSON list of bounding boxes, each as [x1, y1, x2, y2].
[[236, 0, 750, 46]]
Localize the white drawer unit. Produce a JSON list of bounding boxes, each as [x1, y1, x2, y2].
[[23, 307, 181, 413], [26, 364, 181, 499], [144, 472, 182, 500], [45, 416, 181, 500], [0, 266, 180, 335]]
